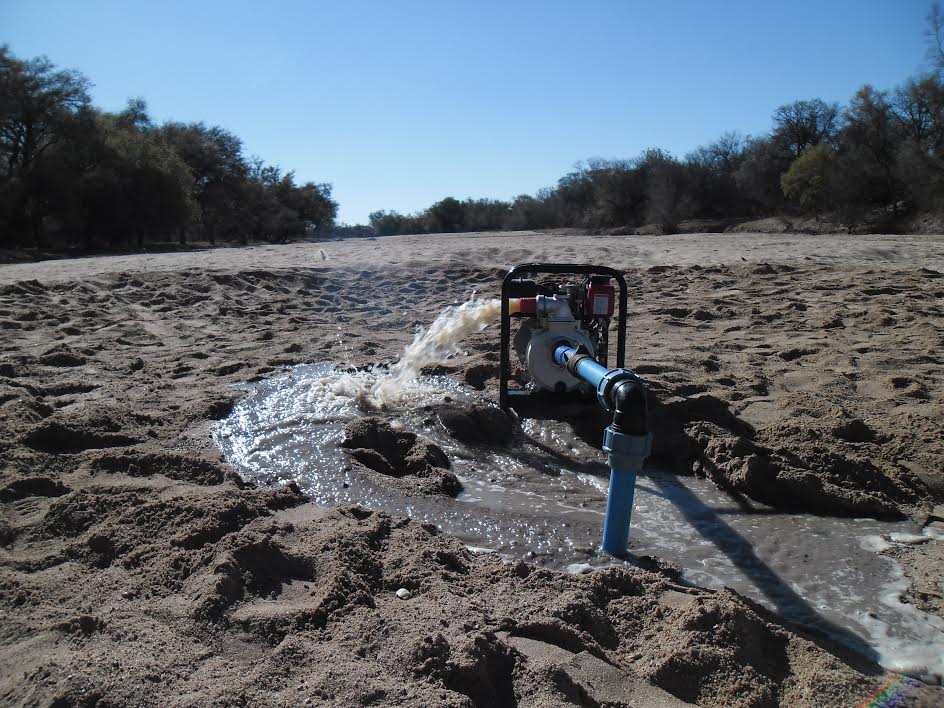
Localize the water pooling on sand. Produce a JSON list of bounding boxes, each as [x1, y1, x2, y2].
[[215, 300, 944, 681]]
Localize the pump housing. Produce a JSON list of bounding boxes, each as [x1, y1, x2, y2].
[[499, 264, 627, 410]]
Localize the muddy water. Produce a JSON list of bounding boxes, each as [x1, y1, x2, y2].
[[216, 363, 944, 680]]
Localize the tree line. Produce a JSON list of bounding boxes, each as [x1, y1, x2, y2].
[[370, 81, 942, 236], [368, 11, 944, 236], [4, 8, 943, 250], [0, 46, 337, 252]]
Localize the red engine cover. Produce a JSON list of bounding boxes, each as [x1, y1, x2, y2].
[[585, 281, 615, 318]]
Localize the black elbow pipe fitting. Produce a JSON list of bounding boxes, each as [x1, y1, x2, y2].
[[553, 344, 648, 436], [609, 377, 648, 436], [593, 367, 648, 434]]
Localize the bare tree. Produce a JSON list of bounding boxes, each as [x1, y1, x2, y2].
[[771, 99, 841, 158], [843, 85, 900, 208]]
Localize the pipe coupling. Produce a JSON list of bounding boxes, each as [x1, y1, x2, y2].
[[602, 426, 652, 468]]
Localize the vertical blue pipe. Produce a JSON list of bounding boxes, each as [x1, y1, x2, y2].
[[602, 465, 637, 555]]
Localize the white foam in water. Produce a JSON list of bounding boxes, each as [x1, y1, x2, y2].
[[888, 531, 931, 545], [857, 559, 944, 681], [860, 535, 893, 553], [925, 525, 944, 541]]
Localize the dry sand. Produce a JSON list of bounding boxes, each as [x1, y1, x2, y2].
[[1, 230, 943, 706]]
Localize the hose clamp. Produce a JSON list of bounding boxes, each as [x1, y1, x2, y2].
[[558, 344, 593, 376]]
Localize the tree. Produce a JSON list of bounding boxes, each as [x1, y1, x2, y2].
[[639, 150, 692, 230], [584, 157, 645, 227], [842, 85, 901, 210], [735, 137, 789, 214], [63, 106, 194, 250], [553, 168, 594, 226], [106, 115, 194, 248], [266, 171, 336, 241], [369, 209, 408, 236], [772, 99, 840, 158], [891, 74, 944, 209], [17, 106, 98, 247], [781, 144, 835, 214], [686, 132, 748, 217], [505, 194, 553, 230], [425, 196, 464, 232], [158, 122, 248, 244], [0, 47, 336, 252], [460, 198, 510, 231], [292, 181, 337, 235], [116, 97, 152, 132], [892, 75, 944, 150], [0, 46, 91, 178], [0, 46, 91, 246]]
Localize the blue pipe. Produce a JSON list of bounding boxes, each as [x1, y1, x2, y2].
[[554, 345, 608, 385], [602, 464, 637, 555], [553, 344, 651, 556], [551, 344, 571, 367]]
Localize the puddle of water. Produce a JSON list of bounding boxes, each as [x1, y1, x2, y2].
[[216, 362, 944, 680]]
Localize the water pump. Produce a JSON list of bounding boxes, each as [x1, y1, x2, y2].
[[499, 263, 651, 556], [499, 264, 627, 409]]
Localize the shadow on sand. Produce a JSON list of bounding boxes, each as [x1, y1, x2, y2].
[[632, 472, 883, 672]]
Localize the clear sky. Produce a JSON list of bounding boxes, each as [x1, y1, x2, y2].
[[1, 1, 934, 223]]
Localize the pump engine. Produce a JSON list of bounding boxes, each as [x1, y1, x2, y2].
[[499, 264, 627, 409]]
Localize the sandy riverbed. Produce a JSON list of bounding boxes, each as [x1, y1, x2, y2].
[[1, 230, 942, 706]]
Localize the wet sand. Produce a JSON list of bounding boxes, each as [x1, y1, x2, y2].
[[1, 231, 943, 706], [216, 360, 943, 676]]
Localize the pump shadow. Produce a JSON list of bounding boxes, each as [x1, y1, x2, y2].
[[633, 480, 795, 518], [509, 396, 614, 451], [512, 434, 609, 476], [510, 408, 883, 671], [640, 471, 883, 672]]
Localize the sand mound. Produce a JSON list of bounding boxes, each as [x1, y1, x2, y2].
[[23, 405, 143, 452], [696, 424, 926, 517], [82, 449, 233, 486], [6, 491, 900, 705], [646, 390, 931, 518], [436, 402, 514, 445], [342, 417, 461, 496]]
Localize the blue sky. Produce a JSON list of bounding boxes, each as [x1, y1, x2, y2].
[[2, 1, 934, 223]]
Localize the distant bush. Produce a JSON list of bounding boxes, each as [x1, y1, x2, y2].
[[781, 144, 835, 214], [331, 223, 374, 238]]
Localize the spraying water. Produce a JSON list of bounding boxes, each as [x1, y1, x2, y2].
[[332, 296, 501, 408]]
